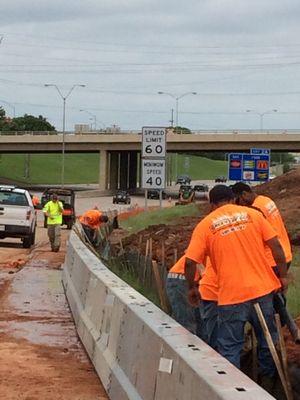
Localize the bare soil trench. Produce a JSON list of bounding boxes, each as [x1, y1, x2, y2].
[[0, 219, 107, 400]]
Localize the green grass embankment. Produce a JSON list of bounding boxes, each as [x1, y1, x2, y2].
[[120, 203, 201, 234], [0, 153, 99, 184], [0, 153, 226, 184], [171, 154, 227, 181], [287, 247, 300, 318]]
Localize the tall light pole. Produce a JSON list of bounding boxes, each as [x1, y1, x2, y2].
[[80, 109, 97, 130], [158, 91, 197, 129], [44, 84, 85, 186], [246, 109, 278, 130]]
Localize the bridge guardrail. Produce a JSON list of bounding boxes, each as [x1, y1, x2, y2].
[[0, 129, 299, 136], [62, 231, 274, 400]]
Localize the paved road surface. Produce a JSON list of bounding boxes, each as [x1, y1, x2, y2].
[[0, 206, 108, 400]]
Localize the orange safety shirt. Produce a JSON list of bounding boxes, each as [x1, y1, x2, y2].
[[185, 204, 281, 305], [169, 255, 200, 281], [253, 195, 292, 265], [79, 210, 103, 230], [199, 257, 218, 302]]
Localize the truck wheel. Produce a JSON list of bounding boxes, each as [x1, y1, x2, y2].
[[31, 229, 36, 245], [23, 235, 32, 248]]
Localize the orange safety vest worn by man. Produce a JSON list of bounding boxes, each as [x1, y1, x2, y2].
[[79, 209, 108, 245], [185, 185, 287, 383]]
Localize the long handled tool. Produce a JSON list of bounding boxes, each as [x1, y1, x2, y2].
[[275, 293, 300, 344], [254, 303, 292, 400], [275, 313, 294, 400]]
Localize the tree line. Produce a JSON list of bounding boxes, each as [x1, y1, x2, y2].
[[0, 107, 56, 132]]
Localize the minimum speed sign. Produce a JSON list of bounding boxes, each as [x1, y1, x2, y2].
[[142, 159, 165, 189], [142, 126, 166, 158]]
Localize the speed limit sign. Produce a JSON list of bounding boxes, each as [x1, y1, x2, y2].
[[142, 159, 165, 189], [142, 127, 166, 158]]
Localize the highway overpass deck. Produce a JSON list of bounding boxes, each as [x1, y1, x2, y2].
[[0, 131, 299, 152]]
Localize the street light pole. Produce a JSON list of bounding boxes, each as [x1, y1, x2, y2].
[[45, 84, 85, 186], [246, 109, 278, 130], [80, 109, 97, 130], [158, 91, 197, 130]]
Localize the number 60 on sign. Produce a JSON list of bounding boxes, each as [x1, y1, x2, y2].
[[142, 127, 166, 158]]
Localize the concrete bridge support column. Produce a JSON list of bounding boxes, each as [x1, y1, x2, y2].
[[108, 151, 119, 190], [128, 151, 138, 190], [99, 149, 108, 190], [119, 152, 129, 189]]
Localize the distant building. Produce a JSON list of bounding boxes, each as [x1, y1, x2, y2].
[[74, 124, 90, 134]]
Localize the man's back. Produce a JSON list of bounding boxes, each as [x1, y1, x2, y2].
[[186, 204, 281, 305], [253, 195, 292, 264]]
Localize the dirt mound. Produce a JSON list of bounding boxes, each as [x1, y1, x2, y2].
[[255, 168, 300, 239], [122, 207, 209, 269]]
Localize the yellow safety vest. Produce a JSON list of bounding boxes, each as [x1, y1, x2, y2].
[[43, 201, 63, 225]]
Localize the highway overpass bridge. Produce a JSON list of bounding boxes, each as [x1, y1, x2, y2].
[[0, 130, 299, 190]]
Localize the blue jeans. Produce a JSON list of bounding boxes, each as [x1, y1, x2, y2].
[[166, 277, 196, 334], [201, 300, 218, 350], [218, 293, 277, 377]]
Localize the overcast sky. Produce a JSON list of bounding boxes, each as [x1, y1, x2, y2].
[[1, 0, 300, 131]]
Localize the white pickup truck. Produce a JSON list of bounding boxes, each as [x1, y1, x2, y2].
[[0, 186, 37, 248]]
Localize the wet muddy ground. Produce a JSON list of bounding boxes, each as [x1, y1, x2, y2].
[[0, 218, 107, 400]]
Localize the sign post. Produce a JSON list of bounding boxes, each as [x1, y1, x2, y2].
[[142, 127, 167, 209]]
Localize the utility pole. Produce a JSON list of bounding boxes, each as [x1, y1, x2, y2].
[[169, 108, 174, 127]]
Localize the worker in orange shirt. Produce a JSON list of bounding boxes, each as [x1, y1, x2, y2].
[[231, 182, 292, 325], [31, 195, 40, 208], [79, 209, 109, 246], [231, 182, 292, 268], [166, 255, 202, 335], [185, 185, 287, 385]]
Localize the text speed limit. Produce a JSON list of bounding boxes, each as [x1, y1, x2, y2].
[[142, 159, 166, 189], [142, 127, 166, 158]]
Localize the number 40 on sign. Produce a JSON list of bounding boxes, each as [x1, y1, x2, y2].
[[142, 159, 166, 189]]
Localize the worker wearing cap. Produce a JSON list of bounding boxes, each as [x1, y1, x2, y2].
[[166, 255, 202, 335], [185, 185, 287, 385], [231, 182, 292, 326], [43, 193, 64, 252], [231, 182, 292, 269], [79, 209, 109, 246]]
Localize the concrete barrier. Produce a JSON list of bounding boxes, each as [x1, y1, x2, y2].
[[63, 231, 275, 400]]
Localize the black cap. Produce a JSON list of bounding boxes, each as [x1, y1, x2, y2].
[[209, 185, 234, 204], [231, 182, 252, 195]]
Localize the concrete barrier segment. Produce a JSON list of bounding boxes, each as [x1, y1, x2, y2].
[[63, 231, 275, 400]]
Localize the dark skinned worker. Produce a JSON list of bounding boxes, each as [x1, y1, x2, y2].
[[231, 182, 292, 270], [231, 182, 296, 335], [184, 185, 287, 388]]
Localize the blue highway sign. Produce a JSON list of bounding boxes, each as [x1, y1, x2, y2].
[[229, 152, 270, 182]]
